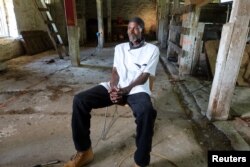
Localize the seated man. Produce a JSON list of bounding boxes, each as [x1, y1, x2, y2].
[[64, 17, 160, 167]]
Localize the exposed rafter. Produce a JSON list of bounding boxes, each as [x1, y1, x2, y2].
[[185, 0, 213, 7]]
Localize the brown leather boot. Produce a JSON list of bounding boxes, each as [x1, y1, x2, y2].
[[134, 163, 140, 167], [64, 148, 94, 167]]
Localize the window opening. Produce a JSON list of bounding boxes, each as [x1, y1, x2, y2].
[[0, 0, 18, 37]]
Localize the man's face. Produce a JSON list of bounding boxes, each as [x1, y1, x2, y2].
[[127, 22, 142, 43]]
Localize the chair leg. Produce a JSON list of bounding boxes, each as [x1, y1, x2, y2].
[[101, 105, 119, 140]]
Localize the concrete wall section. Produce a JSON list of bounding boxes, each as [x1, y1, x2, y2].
[[0, 38, 24, 62], [13, 0, 47, 33], [0, 0, 47, 62], [85, 0, 157, 34], [112, 0, 157, 33]]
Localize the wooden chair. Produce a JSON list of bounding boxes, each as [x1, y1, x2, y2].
[[101, 76, 155, 140]]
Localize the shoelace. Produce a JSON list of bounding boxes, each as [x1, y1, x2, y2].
[[71, 152, 82, 161]]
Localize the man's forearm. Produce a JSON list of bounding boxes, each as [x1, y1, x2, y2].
[[119, 72, 150, 95], [110, 67, 119, 88], [129, 72, 150, 89]]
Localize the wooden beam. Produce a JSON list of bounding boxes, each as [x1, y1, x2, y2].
[[179, 6, 201, 76], [157, 0, 170, 48], [207, 0, 250, 120], [197, 0, 213, 7], [67, 26, 80, 67], [169, 25, 190, 34], [80, 0, 87, 43], [64, 0, 77, 26], [107, 0, 112, 42], [191, 22, 205, 74], [96, 0, 104, 48], [172, 4, 195, 15], [168, 40, 182, 54], [173, 0, 180, 10], [64, 0, 80, 66], [184, 0, 212, 7], [169, 25, 182, 34], [166, 16, 176, 59]]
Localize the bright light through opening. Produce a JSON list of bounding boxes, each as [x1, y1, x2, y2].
[[6, 0, 18, 37], [45, 0, 51, 4], [0, 0, 18, 37], [221, 0, 233, 3]]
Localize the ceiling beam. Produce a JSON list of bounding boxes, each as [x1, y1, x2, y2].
[[197, 0, 213, 7], [185, 0, 213, 7]]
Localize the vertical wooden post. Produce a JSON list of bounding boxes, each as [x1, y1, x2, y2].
[[77, 0, 86, 45], [96, 0, 104, 48], [82, 0, 87, 43], [157, 0, 170, 48], [191, 22, 205, 74], [68, 26, 80, 66], [107, 0, 112, 42], [179, 6, 201, 76], [207, 0, 250, 120], [156, 0, 160, 37], [166, 16, 175, 59], [64, 0, 80, 66], [173, 0, 180, 10]]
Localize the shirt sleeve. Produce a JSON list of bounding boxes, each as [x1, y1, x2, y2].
[[143, 46, 160, 76], [113, 46, 119, 68]]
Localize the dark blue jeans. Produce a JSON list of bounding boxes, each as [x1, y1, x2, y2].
[[72, 85, 157, 166]]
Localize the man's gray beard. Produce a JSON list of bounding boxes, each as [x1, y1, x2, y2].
[[129, 35, 139, 42]]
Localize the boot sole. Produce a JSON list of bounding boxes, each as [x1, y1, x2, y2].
[[80, 157, 94, 167]]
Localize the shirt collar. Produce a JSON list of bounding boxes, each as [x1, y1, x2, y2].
[[129, 38, 145, 50]]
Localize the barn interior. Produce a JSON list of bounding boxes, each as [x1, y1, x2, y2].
[[0, 0, 250, 167]]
